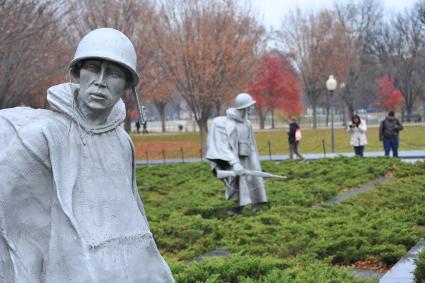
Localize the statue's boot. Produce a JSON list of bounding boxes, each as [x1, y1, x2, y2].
[[252, 202, 267, 213], [227, 206, 244, 216]]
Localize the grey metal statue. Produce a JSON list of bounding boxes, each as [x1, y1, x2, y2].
[[0, 28, 174, 282], [206, 93, 268, 215]]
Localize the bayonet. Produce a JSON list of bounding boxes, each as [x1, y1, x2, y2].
[[216, 169, 287, 180]]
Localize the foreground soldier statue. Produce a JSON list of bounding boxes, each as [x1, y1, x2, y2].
[[206, 93, 268, 215], [0, 28, 174, 282]]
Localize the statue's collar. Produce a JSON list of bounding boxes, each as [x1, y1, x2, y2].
[[47, 83, 126, 134], [226, 108, 245, 123]]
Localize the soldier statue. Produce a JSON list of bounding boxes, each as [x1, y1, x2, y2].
[[206, 93, 268, 215], [0, 28, 174, 282]]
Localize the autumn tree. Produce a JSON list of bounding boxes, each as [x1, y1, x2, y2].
[[153, 0, 263, 153], [143, 66, 176, 132], [375, 74, 404, 111], [248, 52, 302, 129], [0, 0, 69, 109]]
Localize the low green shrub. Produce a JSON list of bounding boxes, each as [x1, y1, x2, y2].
[[171, 255, 373, 283], [415, 247, 425, 283], [136, 158, 425, 281]]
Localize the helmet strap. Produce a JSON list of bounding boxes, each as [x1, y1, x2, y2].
[[132, 87, 146, 126]]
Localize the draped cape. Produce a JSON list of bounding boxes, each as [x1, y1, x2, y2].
[[0, 83, 174, 283]]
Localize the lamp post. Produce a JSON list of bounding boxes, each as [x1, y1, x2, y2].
[[326, 75, 337, 153]]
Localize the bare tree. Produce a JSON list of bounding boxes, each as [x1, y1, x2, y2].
[[0, 0, 69, 109], [376, 7, 425, 121], [153, 0, 264, 153], [333, 0, 384, 117], [278, 9, 343, 128]]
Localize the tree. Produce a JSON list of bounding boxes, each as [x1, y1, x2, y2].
[[278, 9, 347, 128], [0, 0, 69, 109], [278, 1, 384, 127], [375, 74, 404, 111], [333, 0, 384, 116], [375, 7, 425, 121], [153, 0, 263, 154], [249, 52, 302, 129], [144, 67, 175, 132]]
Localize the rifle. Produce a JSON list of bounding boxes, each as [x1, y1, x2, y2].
[[216, 169, 287, 180]]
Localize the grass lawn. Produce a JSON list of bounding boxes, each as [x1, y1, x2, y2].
[[132, 124, 425, 160], [137, 157, 425, 282]]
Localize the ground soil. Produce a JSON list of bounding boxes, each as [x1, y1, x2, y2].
[[134, 140, 201, 160]]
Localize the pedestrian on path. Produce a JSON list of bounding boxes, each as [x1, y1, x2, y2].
[[287, 118, 304, 159], [346, 114, 367, 157], [136, 121, 141, 134], [379, 111, 403, 157]]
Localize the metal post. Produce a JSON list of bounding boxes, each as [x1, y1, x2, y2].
[[145, 149, 149, 165], [330, 90, 335, 153], [322, 139, 326, 158], [200, 148, 203, 162], [162, 149, 166, 164], [268, 140, 272, 160], [180, 147, 185, 163]]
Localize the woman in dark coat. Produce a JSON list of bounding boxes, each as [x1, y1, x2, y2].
[[288, 118, 304, 159]]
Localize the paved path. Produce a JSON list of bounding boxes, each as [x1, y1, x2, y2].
[[312, 176, 393, 209], [136, 150, 425, 165], [380, 240, 425, 283]]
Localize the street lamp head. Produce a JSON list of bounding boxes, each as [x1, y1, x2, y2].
[[326, 75, 337, 91]]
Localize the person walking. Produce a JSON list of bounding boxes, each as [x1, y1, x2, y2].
[[379, 111, 403, 157], [136, 120, 141, 134], [287, 118, 304, 159], [346, 114, 367, 157]]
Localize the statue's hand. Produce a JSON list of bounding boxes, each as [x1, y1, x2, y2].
[[232, 163, 245, 176]]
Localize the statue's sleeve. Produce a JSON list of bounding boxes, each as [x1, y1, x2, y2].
[[206, 117, 239, 166], [0, 110, 52, 281], [124, 130, 150, 229]]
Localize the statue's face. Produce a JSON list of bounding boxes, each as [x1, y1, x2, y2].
[[246, 104, 255, 114], [78, 59, 127, 112]]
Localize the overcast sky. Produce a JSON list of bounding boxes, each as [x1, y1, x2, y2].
[[250, 0, 418, 30]]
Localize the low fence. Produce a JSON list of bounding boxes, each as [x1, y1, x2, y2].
[[136, 137, 425, 164], [137, 112, 424, 134]]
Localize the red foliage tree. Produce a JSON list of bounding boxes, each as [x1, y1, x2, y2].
[[376, 74, 404, 111], [249, 53, 303, 129]]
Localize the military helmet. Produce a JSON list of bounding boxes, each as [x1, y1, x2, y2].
[[235, 93, 256, 109], [69, 28, 139, 86]]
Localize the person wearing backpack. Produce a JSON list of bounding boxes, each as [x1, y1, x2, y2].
[[288, 118, 304, 159], [379, 111, 403, 157], [346, 114, 368, 157]]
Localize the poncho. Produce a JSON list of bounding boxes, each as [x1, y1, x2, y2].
[[0, 83, 174, 283], [206, 108, 267, 206]]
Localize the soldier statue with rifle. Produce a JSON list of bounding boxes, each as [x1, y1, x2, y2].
[[207, 93, 281, 215]]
